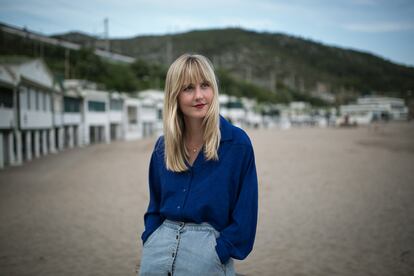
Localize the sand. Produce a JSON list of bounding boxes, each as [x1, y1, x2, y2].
[[0, 122, 413, 276]]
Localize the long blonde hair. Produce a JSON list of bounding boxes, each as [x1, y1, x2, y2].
[[163, 53, 221, 172]]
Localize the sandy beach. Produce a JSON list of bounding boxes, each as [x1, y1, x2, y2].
[[0, 122, 413, 276]]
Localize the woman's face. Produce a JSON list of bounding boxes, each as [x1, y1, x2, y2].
[[178, 80, 214, 120]]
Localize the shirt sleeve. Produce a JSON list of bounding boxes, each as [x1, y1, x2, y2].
[[141, 137, 164, 245], [215, 144, 258, 264]]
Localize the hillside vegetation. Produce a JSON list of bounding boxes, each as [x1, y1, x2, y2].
[[2, 26, 413, 107]]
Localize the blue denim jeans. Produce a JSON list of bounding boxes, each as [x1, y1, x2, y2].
[[139, 219, 235, 276]]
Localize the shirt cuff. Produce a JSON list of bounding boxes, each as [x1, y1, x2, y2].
[[141, 224, 159, 245], [215, 237, 231, 264]]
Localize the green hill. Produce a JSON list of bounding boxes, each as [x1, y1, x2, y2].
[[56, 28, 414, 104], [2, 24, 413, 107]]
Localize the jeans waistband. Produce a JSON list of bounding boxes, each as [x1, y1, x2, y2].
[[163, 219, 219, 236]]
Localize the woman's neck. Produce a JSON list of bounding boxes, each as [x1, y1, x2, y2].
[[183, 117, 204, 146]]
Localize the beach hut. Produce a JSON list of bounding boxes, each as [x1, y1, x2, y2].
[[81, 85, 110, 145], [0, 58, 58, 169], [241, 97, 263, 128], [137, 90, 164, 137], [62, 80, 88, 148], [64, 80, 111, 145], [109, 92, 125, 141], [0, 62, 18, 168], [356, 96, 409, 121], [288, 101, 312, 126], [123, 97, 142, 141], [339, 96, 409, 125], [219, 94, 246, 128]]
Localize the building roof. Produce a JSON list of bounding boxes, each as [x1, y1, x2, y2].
[[0, 58, 56, 90]]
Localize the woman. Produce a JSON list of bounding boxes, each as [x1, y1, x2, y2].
[[139, 54, 258, 276]]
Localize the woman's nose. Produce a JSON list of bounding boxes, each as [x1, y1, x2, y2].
[[194, 85, 203, 99]]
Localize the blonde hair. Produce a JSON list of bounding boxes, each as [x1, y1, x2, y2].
[[163, 53, 221, 172]]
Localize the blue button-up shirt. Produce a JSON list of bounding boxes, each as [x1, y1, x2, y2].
[[141, 116, 258, 264]]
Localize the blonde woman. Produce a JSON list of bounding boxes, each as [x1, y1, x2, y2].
[[139, 54, 258, 276]]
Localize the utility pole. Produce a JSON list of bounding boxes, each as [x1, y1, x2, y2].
[[104, 17, 110, 52]]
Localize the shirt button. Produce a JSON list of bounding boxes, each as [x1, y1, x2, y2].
[[182, 188, 186, 192], [177, 205, 181, 209]]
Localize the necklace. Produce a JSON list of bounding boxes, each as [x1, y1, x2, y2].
[[185, 142, 202, 154], [187, 145, 199, 153]]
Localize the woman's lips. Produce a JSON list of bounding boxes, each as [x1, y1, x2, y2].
[[194, 104, 206, 109]]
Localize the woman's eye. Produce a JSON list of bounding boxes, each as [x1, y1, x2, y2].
[[201, 82, 210, 88], [183, 85, 194, 92]]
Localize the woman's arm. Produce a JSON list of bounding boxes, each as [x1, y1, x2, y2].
[[215, 144, 258, 264], [141, 138, 164, 245]]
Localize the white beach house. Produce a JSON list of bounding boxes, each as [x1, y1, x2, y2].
[[0, 61, 19, 168], [219, 94, 246, 128], [61, 80, 86, 148], [82, 84, 110, 145], [241, 97, 262, 128], [137, 90, 164, 137], [124, 97, 143, 141], [0, 58, 59, 169], [109, 92, 125, 141], [339, 96, 409, 125], [64, 80, 111, 145]]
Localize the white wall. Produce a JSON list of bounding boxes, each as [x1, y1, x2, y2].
[[109, 111, 123, 123], [0, 108, 14, 129], [63, 113, 82, 125], [19, 85, 53, 129], [19, 110, 53, 129], [140, 105, 157, 122], [54, 114, 63, 126]]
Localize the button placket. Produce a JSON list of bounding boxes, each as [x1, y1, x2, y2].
[[180, 170, 193, 211], [170, 223, 185, 275]]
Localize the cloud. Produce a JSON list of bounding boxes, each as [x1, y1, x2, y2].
[[342, 21, 414, 32]]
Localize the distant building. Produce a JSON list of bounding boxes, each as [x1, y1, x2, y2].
[[124, 97, 143, 141], [241, 97, 262, 128], [219, 94, 246, 128], [0, 58, 58, 168], [80, 85, 111, 145], [109, 92, 125, 141], [288, 101, 312, 126], [0, 60, 19, 168], [62, 80, 89, 148], [137, 90, 164, 137], [339, 96, 409, 125]]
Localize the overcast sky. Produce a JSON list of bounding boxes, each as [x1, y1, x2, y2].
[[1, 0, 413, 66]]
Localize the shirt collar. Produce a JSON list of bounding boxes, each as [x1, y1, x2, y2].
[[219, 115, 233, 142]]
